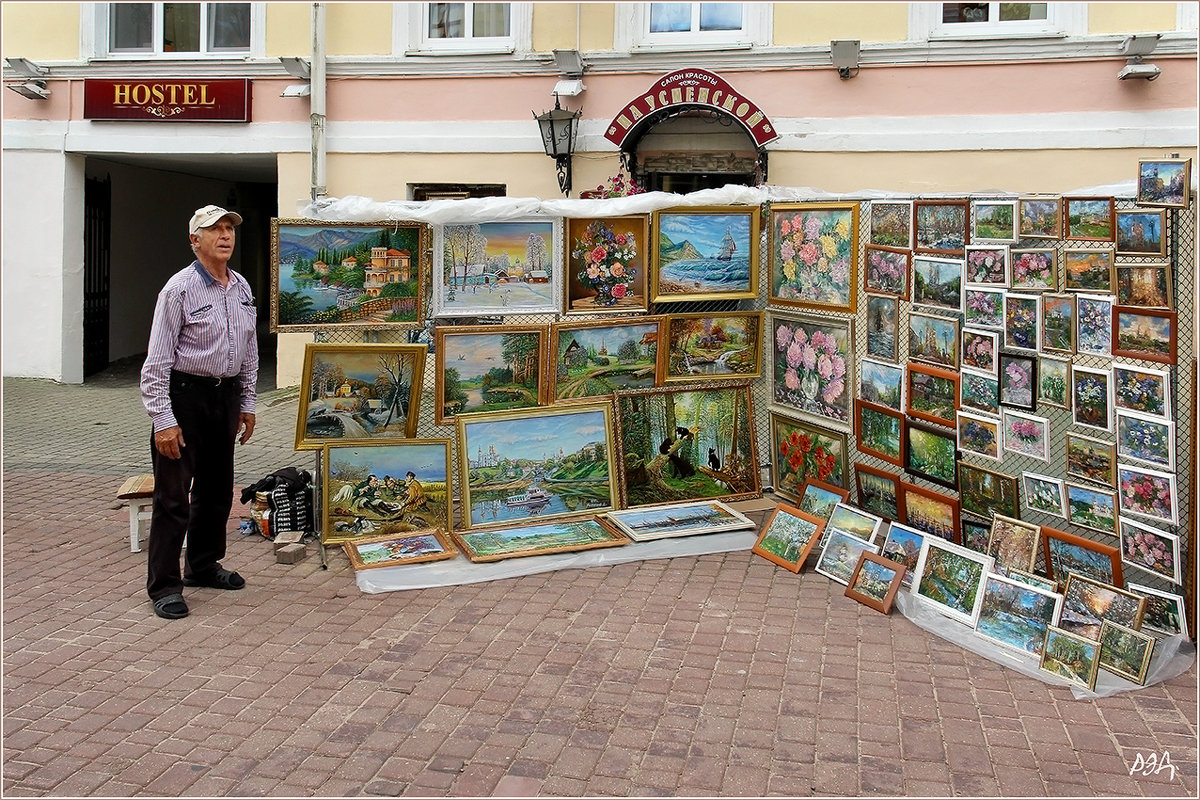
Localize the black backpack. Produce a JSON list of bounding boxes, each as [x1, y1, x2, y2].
[[242, 467, 314, 538]]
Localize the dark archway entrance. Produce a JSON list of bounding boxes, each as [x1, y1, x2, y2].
[[621, 107, 766, 192]]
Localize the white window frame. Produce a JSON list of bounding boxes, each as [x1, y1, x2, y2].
[[402, 2, 531, 55], [90, 2, 265, 59], [615, 3, 772, 52], [1179, 2, 1198, 32], [909, 2, 1086, 41]]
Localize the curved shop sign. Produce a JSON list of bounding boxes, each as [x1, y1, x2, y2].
[[604, 68, 777, 148]]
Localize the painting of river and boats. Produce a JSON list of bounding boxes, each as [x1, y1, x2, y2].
[[606, 499, 755, 542], [436, 219, 559, 316], [295, 343, 426, 450], [450, 517, 628, 563], [975, 574, 1063, 658], [665, 311, 762, 382], [652, 207, 759, 302], [435, 325, 548, 424], [551, 317, 664, 401], [457, 403, 618, 531], [271, 220, 426, 331]]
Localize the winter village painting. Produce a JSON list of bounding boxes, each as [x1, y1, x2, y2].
[[438, 220, 559, 315]]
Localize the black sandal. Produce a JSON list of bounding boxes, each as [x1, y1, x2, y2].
[[184, 567, 245, 590], [152, 593, 189, 619]]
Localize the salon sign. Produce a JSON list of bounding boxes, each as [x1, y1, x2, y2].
[[604, 68, 777, 148], [84, 79, 251, 122]]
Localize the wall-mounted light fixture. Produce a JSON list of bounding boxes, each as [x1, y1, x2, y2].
[[552, 49, 586, 97], [5, 57, 50, 99], [831, 40, 861, 80], [1118, 34, 1161, 81], [533, 95, 581, 196], [280, 56, 312, 97]]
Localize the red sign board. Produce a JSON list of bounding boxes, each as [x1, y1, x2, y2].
[[84, 79, 251, 122], [604, 68, 777, 149]]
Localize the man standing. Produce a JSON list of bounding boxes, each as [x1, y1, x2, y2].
[[140, 205, 258, 619]]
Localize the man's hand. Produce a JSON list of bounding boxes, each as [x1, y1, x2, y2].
[[238, 413, 256, 445], [154, 426, 186, 459]]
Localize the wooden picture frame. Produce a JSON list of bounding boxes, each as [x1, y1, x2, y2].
[[664, 311, 763, 383], [1060, 574, 1146, 641], [1075, 293, 1114, 357], [343, 528, 458, 570], [869, 200, 913, 249], [1063, 197, 1115, 242], [956, 410, 1002, 463], [549, 316, 665, 402], [434, 323, 548, 425], [294, 342, 427, 450], [564, 215, 651, 313], [796, 478, 850, 521], [913, 199, 970, 255], [854, 462, 903, 522], [881, 522, 926, 589], [768, 310, 854, 428], [1040, 626, 1101, 691], [864, 244, 911, 298], [1041, 525, 1123, 587], [1119, 516, 1181, 584], [604, 499, 755, 542], [908, 311, 960, 368], [912, 536, 994, 627], [845, 552, 906, 614], [1115, 208, 1167, 257], [1022, 471, 1067, 518], [912, 255, 965, 313], [972, 199, 1018, 243], [1064, 481, 1117, 535], [905, 419, 959, 489], [1071, 364, 1113, 433], [1127, 583, 1188, 637], [855, 399, 906, 467], [958, 461, 1020, 521], [1112, 306, 1177, 365], [1063, 248, 1115, 293], [815, 530, 880, 586], [1098, 621, 1155, 685], [651, 205, 760, 302], [975, 573, 1064, 658], [899, 480, 961, 544], [451, 516, 629, 562], [986, 513, 1041, 575], [768, 202, 858, 312], [752, 504, 827, 573], [1002, 409, 1050, 463], [1137, 157, 1191, 208], [866, 294, 901, 361], [770, 412, 850, 496], [436, 218, 561, 316], [1065, 432, 1116, 487], [1018, 197, 1062, 239], [906, 362, 960, 427]]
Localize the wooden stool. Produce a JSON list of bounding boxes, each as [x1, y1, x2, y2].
[[118, 474, 154, 553]]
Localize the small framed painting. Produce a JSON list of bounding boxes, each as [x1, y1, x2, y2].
[[958, 462, 1020, 521], [905, 419, 959, 489], [769, 412, 850, 497], [815, 530, 880, 586], [1136, 157, 1191, 207], [1119, 516, 1181, 584], [825, 502, 884, 545], [652, 206, 759, 302], [961, 328, 999, 375], [769, 202, 858, 312], [1075, 294, 1114, 357], [962, 519, 992, 553], [451, 516, 628, 562], [864, 245, 911, 298], [964, 286, 1006, 330], [908, 311, 959, 368], [1063, 248, 1115, 293], [1003, 293, 1041, 352], [1127, 583, 1188, 637], [1037, 356, 1072, 410], [975, 573, 1064, 658], [343, 528, 458, 570], [664, 311, 762, 383], [1022, 471, 1067, 518], [434, 324, 549, 425], [912, 255, 965, 313], [565, 215, 651, 313], [796, 478, 850, 521], [769, 310, 854, 428], [881, 522, 926, 589], [855, 400, 906, 467], [964, 245, 1009, 287], [998, 353, 1037, 411], [1042, 525, 1123, 587], [1040, 294, 1075, 355], [1002, 409, 1050, 463], [1098, 621, 1155, 685], [860, 357, 905, 411], [869, 200, 913, 248], [605, 499, 756, 542], [1019, 197, 1062, 239], [752, 504, 827, 573], [899, 481, 961, 543], [855, 463, 903, 521], [1113, 363, 1171, 418], [550, 317, 665, 402], [1072, 365, 1113, 433], [960, 368, 1001, 415], [845, 553, 907, 614], [1112, 306, 1177, 365], [1116, 264, 1172, 308], [1065, 433, 1116, 487], [972, 200, 1018, 243], [986, 513, 1041, 575], [1064, 481, 1117, 535], [1010, 249, 1056, 292], [913, 199, 970, 255], [1060, 574, 1146, 641], [1116, 464, 1178, 526], [1115, 209, 1167, 257], [866, 294, 901, 361], [436, 218, 560, 316], [912, 536, 994, 627], [1115, 409, 1175, 470], [957, 410, 1003, 463], [1040, 626, 1101, 691], [906, 362, 960, 427], [1008, 568, 1060, 594], [1064, 197, 1115, 242]]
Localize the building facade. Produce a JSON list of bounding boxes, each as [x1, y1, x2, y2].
[[2, 2, 1196, 384]]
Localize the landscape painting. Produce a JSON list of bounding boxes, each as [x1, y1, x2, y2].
[[972, 200, 1017, 242], [1116, 265, 1171, 308], [909, 312, 959, 368], [866, 294, 900, 360], [1040, 627, 1100, 691], [605, 499, 755, 542], [986, 514, 1041, 575], [855, 464, 901, 521], [914, 199, 969, 255], [665, 312, 762, 382], [435, 325, 547, 425], [342, 529, 458, 570], [881, 523, 926, 589], [845, 553, 906, 614], [974, 574, 1063, 658], [550, 317, 664, 402], [869, 200, 912, 248], [914, 538, 994, 627], [1064, 197, 1115, 241], [1059, 575, 1145, 642], [1098, 621, 1155, 685], [652, 207, 758, 301], [1065, 434, 1116, 486], [1116, 209, 1167, 257], [815, 530, 880, 586], [860, 358, 904, 410], [1019, 197, 1061, 238], [752, 504, 827, 573], [905, 420, 958, 489], [1065, 482, 1117, 535], [1113, 307, 1176, 364], [912, 256, 964, 312], [1042, 527, 1122, 586], [451, 517, 628, 562], [438, 219, 558, 315], [565, 215, 650, 313], [1064, 249, 1114, 292], [1128, 584, 1187, 637], [1137, 158, 1191, 207]]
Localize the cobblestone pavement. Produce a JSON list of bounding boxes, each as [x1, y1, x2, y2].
[[2, 361, 1197, 797]]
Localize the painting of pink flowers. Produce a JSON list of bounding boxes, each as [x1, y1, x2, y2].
[[998, 354, 1036, 410], [961, 329, 998, 374], [1010, 249, 1056, 291], [770, 312, 853, 427], [964, 287, 1004, 329], [864, 245, 910, 297], [1120, 518, 1180, 584], [965, 246, 1008, 286], [770, 203, 858, 312], [1003, 410, 1050, 462], [1117, 465, 1178, 526]]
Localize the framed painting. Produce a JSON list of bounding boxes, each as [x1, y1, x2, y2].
[[1137, 157, 1191, 207], [1040, 294, 1075, 354], [1037, 356, 1072, 410], [1112, 306, 1176, 364], [958, 462, 1020, 521], [962, 518, 992, 553], [825, 502, 884, 545], [866, 294, 901, 361], [864, 245, 911, 298], [1119, 516, 1181, 584], [604, 499, 755, 542], [960, 368, 1001, 415], [1064, 481, 1117, 535], [856, 400, 906, 467], [1075, 293, 1114, 357], [912, 255, 964, 313], [768, 202, 858, 312], [270, 219, 427, 332], [1009, 249, 1057, 292], [998, 353, 1037, 410], [564, 215, 650, 313], [435, 324, 548, 425], [342, 528, 459, 570], [457, 402, 618, 531], [961, 328, 999, 375], [665, 311, 762, 383], [815, 530, 880, 586], [617, 383, 760, 508], [906, 362, 960, 427], [451, 516, 628, 562], [1018, 197, 1062, 239], [1072, 365, 1113, 432], [1116, 264, 1172, 308], [956, 410, 1002, 463], [908, 311, 959, 368], [651, 206, 759, 302], [769, 311, 854, 427], [986, 513, 1041, 575], [880, 522, 926, 589], [913, 199, 969, 255], [1127, 583, 1188, 637], [1002, 293, 1040, 352], [912, 536, 994, 627], [550, 317, 665, 402], [1022, 471, 1067, 518], [295, 342, 426, 450], [860, 357, 905, 411], [1116, 464, 1178, 526], [1115, 409, 1175, 470], [974, 573, 1064, 658], [1113, 363, 1171, 418], [845, 553, 906, 614], [905, 419, 959, 489], [1041, 525, 1123, 586], [1060, 574, 1146, 641], [1098, 621, 1155, 685], [770, 412, 849, 496], [1115, 209, 1167, 257], [1008, 568, 1060, 593], [869, 200, 912, 248], [1064, 197, 1115, 242], [1002, 409, 1050, 463], [1065, 433, 1116, 487], [855, 462, 903, 522], [964, 244, 1009, 287], [752, 504, 827, 573], [436, 218, 560, 316], [972, 199, 1018, 243], [797, 478, 850, 521], [1040, 626, 1101, 691], [322, 440, 453, 546], [1063, 248, 1115, 293], [964, 286, 1005, 329], [899, 481, 960, 543]]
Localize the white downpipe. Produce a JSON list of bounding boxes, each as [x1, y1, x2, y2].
[[311, 2, 327, 201]]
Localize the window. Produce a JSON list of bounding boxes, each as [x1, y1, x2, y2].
[[911, 2, 1084, 39], [649, 3, 743, 34], [428, 2, 509, 39], [105, 3, 253, 55], [941, 3, 1047, 26], [616, 3, 771, 50], [406, 2, 530, 53]]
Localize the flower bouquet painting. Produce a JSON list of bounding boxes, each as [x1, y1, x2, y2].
[[1010, 249, 1056, 291], [1113, 364, 1170, 418], [1115, 410, 1175, 470], [965, 287, 1004, 329], [566, 216, 649, 312], [770, 312, 853, 427], [957, 411, 1001, 462], [1075, 294, 1113, 357], [1117, 465, 1178, 526], [965, 246, 1009, 286], [770, 203, 858, 312], [999, 354, 1036, 410], [770, 412, 848, 495], [1120, 517, 1180, 584], [1072, 367, 1112, 432], [1003, 410, 1050, 462], [1003, 294, 1040, 351], [961, 329, 998, 374], [1037, 356, 1071, 410]]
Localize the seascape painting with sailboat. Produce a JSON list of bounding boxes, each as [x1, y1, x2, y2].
[[653, 209, 757, 300]]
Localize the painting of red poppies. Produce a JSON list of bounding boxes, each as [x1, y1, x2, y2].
[[770, 412, 849, 498]]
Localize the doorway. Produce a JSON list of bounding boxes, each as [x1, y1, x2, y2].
[[627, 109, 765, 192]]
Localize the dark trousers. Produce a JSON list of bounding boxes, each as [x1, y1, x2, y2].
[[147, 376, 240, 601]]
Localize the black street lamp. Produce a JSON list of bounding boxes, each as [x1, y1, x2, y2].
[[533, 96, 580, 196]]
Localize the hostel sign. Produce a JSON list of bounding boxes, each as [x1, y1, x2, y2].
[[604, 68, 777, 148], [84, 79, 251, 122]]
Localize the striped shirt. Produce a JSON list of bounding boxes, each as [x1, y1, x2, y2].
[[140, 261, 259, 431]]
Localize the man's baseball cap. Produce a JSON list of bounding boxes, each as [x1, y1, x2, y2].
[[189, 204, 243, 235]]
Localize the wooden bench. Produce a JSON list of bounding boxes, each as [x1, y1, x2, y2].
[[117, 474, 154, 552]]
